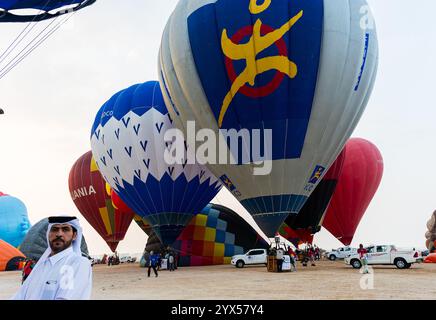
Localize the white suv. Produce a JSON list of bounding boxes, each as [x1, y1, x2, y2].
[[231, 249, 268, 268]]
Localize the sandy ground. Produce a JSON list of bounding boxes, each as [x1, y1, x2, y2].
[[1, 260, 435, 300]]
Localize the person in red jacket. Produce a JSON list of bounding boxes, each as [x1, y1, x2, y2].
[[21, 259, 36, 284]]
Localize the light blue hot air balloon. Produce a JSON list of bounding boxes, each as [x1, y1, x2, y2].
[[0, 192, 31, 247], [90, 81, 221, 245], [158, 0, 379, 237]]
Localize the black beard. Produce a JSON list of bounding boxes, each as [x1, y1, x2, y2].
[[49, 238, 73, 254]]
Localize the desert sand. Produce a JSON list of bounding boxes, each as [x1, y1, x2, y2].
[[1, 261, 435, 300]]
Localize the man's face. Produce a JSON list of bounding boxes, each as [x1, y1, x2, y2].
[[49, 224, 77, 254]]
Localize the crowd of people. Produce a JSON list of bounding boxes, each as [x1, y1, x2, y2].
[[107, 252, 120, 266], [269, 243, 322, 272]]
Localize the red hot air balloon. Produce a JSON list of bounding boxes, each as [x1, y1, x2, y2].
[[322, 138, 384, 245], [69, 151, 135, 252]]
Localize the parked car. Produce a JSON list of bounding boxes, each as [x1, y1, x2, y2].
[[325, 246, 357, 261], [231, 249, 268, 268], [345, 245, 422, 269], [119, 255, 136, 263]]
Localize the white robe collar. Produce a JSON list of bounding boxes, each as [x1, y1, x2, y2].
[[46, 246, 74, 265]]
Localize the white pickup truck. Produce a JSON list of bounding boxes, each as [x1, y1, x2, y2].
[[344, 245, 422, 269], [231, 249, 268, 268], [326, 246, 357, 261]]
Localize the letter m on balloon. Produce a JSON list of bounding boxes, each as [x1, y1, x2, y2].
[[187, 0, 323, 161]]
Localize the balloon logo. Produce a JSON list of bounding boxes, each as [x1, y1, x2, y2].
[[159, 0, 379, 236]]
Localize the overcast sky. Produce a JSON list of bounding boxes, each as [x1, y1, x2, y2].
[[0, 0, 435, 255]]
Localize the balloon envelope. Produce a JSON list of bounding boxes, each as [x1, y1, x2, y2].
[[19, 218, 89, 261], [0, 193, 31, 247], [91, 81, 221, 245], [322, 138, 384, 245], [278, 223, 313, 248], [145, 203, 269, 266], [0, 239, 25, 272], [159, 0, 379, 237], [425, 211, 436, 251], [69, 151, 134, 252], [424, 253, 436, 264], [0, 0, 95, 22]]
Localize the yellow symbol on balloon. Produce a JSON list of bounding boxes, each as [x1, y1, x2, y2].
[[218, 3, 303, 127]]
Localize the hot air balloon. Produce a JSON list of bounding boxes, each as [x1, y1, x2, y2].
[[0, 239, 25, 272], [145, 203, 269, 266], [322, 138, 383, 245], [282, 148, 346, 235], [0, 192, 31, 247], [69, 151, 135, 252], [0, 0, 95, 22], [20, 218, 89, 261], [91, 81, 222, 246], [425, 211, 436, 252], [158, 0, 379, 237]]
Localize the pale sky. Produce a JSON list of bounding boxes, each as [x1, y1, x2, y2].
[[0, 0, 435, 255]]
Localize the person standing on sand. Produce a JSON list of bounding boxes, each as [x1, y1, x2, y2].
[[358, 244, 369, 274], [147, 251, 158, 277], [308, 246, 316, 266], [287, 246, 297, 272], [168, 253, 175, 272], [314, 246, 320, 261], [276, 248, 284, 272]]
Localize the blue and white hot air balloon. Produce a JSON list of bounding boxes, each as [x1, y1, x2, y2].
[[90, 81, 221, 245], [158, 0, 379, 237]]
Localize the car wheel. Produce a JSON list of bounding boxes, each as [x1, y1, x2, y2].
[[236, 260, 245, 268], [351, 259, 362, 269], [329, 255, 336, 261], [395, 258, 407, 269]]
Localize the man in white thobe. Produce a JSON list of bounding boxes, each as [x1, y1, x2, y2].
[[12, 216, 92, 300]]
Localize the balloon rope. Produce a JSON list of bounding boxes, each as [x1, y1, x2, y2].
[[0, 10, 76, 80], [0, 0, 51, 65]]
